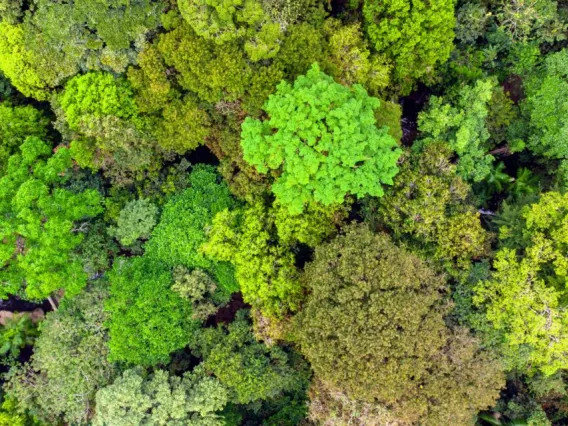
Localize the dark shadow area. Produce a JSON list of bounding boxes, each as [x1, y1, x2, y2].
[[399, 83, 430, 147]]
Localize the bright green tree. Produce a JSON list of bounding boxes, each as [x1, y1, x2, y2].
[[58, 72, 138, 131], [241, 63, 401, 214], [4, 283, 116, 425], [474, 191, 568, 375], [294, 224, 504, 425], [105, 256, 197, 366], [202, 203, 301, 317], [0, 137, 102, 301], [362, 0, 456, 93], [94, 367, 228, 426], [145, 165, 238, 293]]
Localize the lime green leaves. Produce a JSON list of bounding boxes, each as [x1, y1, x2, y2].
[[241, 64, 401, 214]]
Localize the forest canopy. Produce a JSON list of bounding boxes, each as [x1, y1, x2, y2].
[[1, 1, 568, 425]]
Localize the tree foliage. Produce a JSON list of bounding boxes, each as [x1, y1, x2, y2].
[[4, 283, 116, 425], [190, 310, 308, 405], [94, 366, 228, 426], [474, 191, 568, 375], [374, 143, 489, 269], [294, 224, 504, 425], [522, 49, 568, 183], [105, 257, 197, 366], [0, 137, 102, 300], [108, 199, 158, 246], [145, 165, 238, 293], [0, 104, 48, 169], [417, 78, 496, 182], [362, 0, 456, 93], [241, 63, 401, 214], [0, 0, 164, 99], [202, 203, 301, 317]]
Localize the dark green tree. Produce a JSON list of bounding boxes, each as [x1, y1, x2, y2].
[[190, 310, 308, 405]]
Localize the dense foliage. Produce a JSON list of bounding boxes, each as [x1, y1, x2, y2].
[[241, 63, 401, 214], [294, 224, 503, 425], [2, 0, 568, 424]]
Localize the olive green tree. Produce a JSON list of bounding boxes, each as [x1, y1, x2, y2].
[[294, 224, 504, 425]]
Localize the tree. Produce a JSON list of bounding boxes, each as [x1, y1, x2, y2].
[[417, 78, 496, 182], [323, 19, 390, 95], [58, 72, 138, 131], [57, 72, 161, 184], [0, 0, 23, 25], [152, 95, 212, 155], [474, 191, 568, 375], [178, 0, 325, 62], [202, 203, 301, 318], [171, 267, 228, 321], [362, 0, 456, 94], [293, 224, 504, 425], [190, 310, 308, 405], [105, 257, 197, 366], [0, 21, 77, 100], [108, 199, 158, 246], [157, 18, 251, 103], [0, 315, 38, 363], [522, 49, 568, 184], [307, 378, 401, 426], [0, 137, 102, 301], [4, 283, 116, 425], [0, 104, 48, 169], [94, 367, 228, 426], [241, 63, 401, 214], [495, 0, 566, 44], [0, 0, 164, 99], [273, 200, 344, 247], [145, 165, 238, 294], [373, 143, 489, 270], [178, 0, 283, 62]]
